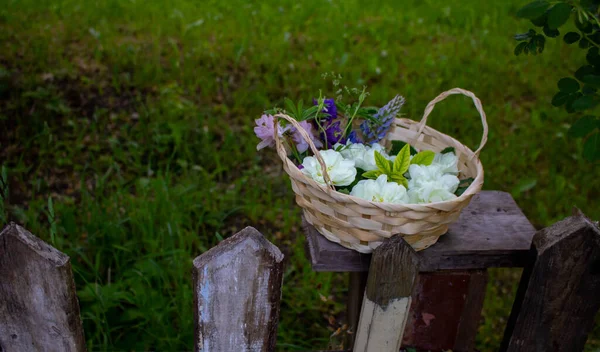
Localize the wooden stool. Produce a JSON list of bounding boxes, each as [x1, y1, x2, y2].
[[302, 191, 537, 351]]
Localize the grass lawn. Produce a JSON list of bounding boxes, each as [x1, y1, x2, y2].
[[1, 0, 599, 350]]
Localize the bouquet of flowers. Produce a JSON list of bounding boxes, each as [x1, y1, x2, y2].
[[254, 77, 487, 253], [254, 83, 471, 205]]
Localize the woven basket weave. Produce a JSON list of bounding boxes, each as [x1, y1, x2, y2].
[[274, 88, 488, 253]]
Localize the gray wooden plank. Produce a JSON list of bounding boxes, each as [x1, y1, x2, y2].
[[193, 226, 284, 352], [500, 214, 600, 352], [303, 191, 536, 272], [0, 223, 86, 352]]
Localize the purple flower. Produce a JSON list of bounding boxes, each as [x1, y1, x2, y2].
[[313, 98, 337, 121], [321, 120, 346, 147], [361, 95, 405, 143], [254, 114, 287, 150], [292, 120, 323, 153]]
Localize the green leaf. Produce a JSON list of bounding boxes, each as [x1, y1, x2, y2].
[[563, 31, 581, 44], [410, 150, 435, 166], [534, 34, 546, 53], [284, 98, 298, 118], [389, 140, 407, 155], [572, 95, 599, 111], [547, 3, 571, 29], [392, 144, 411, 174], [389, 174, 409, 188], [583, 132, 600, 161], [47, 197, 54, 217], [459, 177, 475, 186], [582, 85, 597, 95], [565, 92, 584, 113], [543, 25, 560, 37], [455, 186, 469, 197], [390, 141, 417, 155], [575, 65, 595, 81], [579, 38, 591, 49], [583, 75, 600, 87], [455, 178, 475, 196], [337, 188, 350, 195], [374, 151, 392, 173], [514, 42, 528, 56], [441, 147, 456, 154], [576, 18, 593, 34], [569, 115, 598, 138], [586, 47, 600, 66], [517, 1, 551, 19], [557, 77, 580, 93], [362, 170, 382, 180], [531, 12, 548, 27], [551, 91, 570, 106], [511, 178, 537, 195]]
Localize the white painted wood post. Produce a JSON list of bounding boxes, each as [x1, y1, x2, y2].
[[353, 235, 420, 352], [192, 226, 284, 352]]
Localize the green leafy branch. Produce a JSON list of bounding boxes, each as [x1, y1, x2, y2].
[[514, 0, 600, 161], [363, 144, 435, 187]]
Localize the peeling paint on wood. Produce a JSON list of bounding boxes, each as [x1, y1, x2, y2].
[[354, 235, 420, 352]]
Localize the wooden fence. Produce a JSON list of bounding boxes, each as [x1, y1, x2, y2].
[[1, 211, 599, 351]]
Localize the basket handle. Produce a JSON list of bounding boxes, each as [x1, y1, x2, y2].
[[273, 113, 335, 191], [416, 88, 488, 158]]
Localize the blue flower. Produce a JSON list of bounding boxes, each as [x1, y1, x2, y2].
[[361, 95, 405, 144], [347, 130, 362, 144]]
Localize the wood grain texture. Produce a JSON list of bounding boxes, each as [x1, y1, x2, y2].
[[0, 223, 86, 352], [402, 271, 487, 352], [303, 191, 536, 272], [193, 226, 284, 352], [345, 271, 368, 350], [354, 236, 420, 352], [500, 215, 600, 352]]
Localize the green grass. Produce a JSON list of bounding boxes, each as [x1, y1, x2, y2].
[[1, 0, 599, 350]]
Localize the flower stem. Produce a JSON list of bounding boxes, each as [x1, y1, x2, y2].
[[314, 90, 329, 148], [343, 86, 368, 138], [286, 138, 303, 164]]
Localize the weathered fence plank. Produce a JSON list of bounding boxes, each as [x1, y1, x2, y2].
[[500, 214, 600, 352], [354, 236, 420, 352], [0, 223, 86, 352], [193, 226, 284, 352]]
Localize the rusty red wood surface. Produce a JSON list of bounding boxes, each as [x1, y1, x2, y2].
[[402, 271, 488, 351]]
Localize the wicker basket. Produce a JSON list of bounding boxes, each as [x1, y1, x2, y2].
[[274, 88, 488, 253]]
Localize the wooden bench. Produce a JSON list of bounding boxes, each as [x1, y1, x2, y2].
[[302, 191, 537, 351]]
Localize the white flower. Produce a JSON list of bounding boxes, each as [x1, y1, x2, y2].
[[432, 152, 459, 175], [301, 149, 357, 186], [407, 164, 460, 203], [334, 142, 394, 171], [350, 174, 409, 203]]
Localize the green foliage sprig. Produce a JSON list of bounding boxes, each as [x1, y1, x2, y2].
[[362, 144, 435, 187], [514, 0, 600, 161]]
